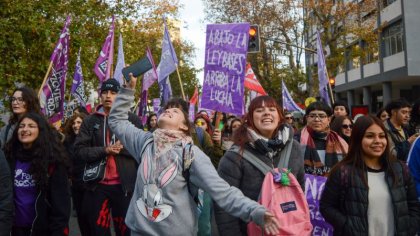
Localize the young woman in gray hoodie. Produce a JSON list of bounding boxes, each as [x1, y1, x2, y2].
[[108, 74, 279, 236]]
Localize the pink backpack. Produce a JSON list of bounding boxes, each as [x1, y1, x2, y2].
[[230, 144, 312, 236], [247, 168, 312, 236]]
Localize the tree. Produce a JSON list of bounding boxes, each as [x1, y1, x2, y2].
[[203, 0, 307, 103], [0, 0, 199, 107], [303, 0, 378, 94]]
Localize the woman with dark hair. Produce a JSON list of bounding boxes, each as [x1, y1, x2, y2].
[[330, 115, 353, 144], [107, 75, 280, 236], [376, 108, 389, 121], [63, 113, 88, 235], [320, 115, 420, 235], [215, 95, 306, 235], [146, 113, 158, 132], [222, 118, 242, 151], [0, 86, 42, 150], [297, 101, 348, 176], [5, 112, 71, 236]]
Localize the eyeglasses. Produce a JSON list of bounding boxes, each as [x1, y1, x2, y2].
[[307, 113, 328, 120], [342, 124, 353, 129], [285, 117, 294, 120], [10, 97, 24, 104]]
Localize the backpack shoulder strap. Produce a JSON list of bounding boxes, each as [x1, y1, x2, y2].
[[182, 143, 199, 204], [228, 145, 272, 174], [278, 138, 293, 170], [140, 137, 154, 159]]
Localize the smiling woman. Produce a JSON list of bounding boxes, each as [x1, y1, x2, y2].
[[0, 86, 42, 150], [4, 112, 70, 235], [215, 95, 306, 236], [320, 115, 420, 235]]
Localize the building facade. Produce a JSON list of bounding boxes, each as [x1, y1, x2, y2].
[[305, 0, 420, 115]]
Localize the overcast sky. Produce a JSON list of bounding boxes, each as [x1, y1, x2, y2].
[[179, 0, 207, 84]]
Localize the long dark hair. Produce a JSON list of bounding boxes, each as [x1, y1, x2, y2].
[[233, 96, 283, 147], [331, 115, 398, 187], [330, 115, 353, 138], [5, 112, 69, 188], [8, 86, 42, 125], [63, 113, 87, 140]]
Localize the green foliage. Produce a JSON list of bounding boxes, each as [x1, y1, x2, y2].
[[0, 0, 199, 104]]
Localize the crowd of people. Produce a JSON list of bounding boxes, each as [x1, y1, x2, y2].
[[1, 76, 420, 236]]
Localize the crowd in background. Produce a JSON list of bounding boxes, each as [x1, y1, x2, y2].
[[1, 80, 420, 235]]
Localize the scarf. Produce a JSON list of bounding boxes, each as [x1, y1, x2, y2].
[[153, 128, 193, 157], [300, 126, 348, 176], [247, 126, 289, 159]]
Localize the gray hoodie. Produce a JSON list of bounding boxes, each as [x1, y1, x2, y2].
[[108, 88, 266, 236]]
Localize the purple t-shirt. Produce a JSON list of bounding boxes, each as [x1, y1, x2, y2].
[[14, 160, 37, 227]]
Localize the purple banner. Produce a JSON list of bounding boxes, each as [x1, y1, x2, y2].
[[189, 103, 195, 122], [40, 16, 71, 124], [153, 98, 161, 114], [138, 91, 148, 125], [71, 48, 87, 107], [201, 23, 249, 115], [94, 16, 115, 83], [304, 174, 333, 236]]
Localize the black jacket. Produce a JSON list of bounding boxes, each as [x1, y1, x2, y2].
[[8, 160, 71, 236], [215, 126, 305, 236], [0, 149, 13, 236], [320, 162, 420, 236], [74, 106, 142, 194]]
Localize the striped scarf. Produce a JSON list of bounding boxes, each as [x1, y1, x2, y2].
[[300, 127, 348, 176]]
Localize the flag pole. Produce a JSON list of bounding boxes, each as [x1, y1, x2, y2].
[[175, 65, 185, 100], [38, 60, 54, 98]]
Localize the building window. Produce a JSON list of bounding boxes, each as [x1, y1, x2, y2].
[[383, 0, 397, 8], [383, 21, 404, 57]]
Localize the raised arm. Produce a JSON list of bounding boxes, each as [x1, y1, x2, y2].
[[108, 75, 152, 163]]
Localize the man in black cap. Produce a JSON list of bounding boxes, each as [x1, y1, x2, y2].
[[74, 78, 142, 236]]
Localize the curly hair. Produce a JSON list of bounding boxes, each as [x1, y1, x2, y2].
[[8, 86, 42, 125], [5, 112, 69, 189], [63, 113, 87, 139]]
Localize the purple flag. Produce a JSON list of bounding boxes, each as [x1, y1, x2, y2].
[[201, 23, 249, 115], [159, 77, 172, 108], [138, 91, 148, 125], [189, 103, 195, 122], [156, 19, 178, 83], [152, 98, 161, 114], [282, 80, 304, 113], [71, 48, 87, 107], [114, 33, 125, 85], [142, 47, 158, 91], [316, 31, 331, 106], [94, 16, 115, 83], [40, 16, 71, 123], [304, 174, 334, 235]]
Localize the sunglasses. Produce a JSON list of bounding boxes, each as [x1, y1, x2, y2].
[[285, 117, 294, 120], [342, 124, 353, 129]]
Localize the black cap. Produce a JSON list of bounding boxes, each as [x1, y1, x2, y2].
[[100, 78, 120, 93]]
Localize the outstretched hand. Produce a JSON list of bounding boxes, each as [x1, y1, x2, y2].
[[263, 211, 280, 235]]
